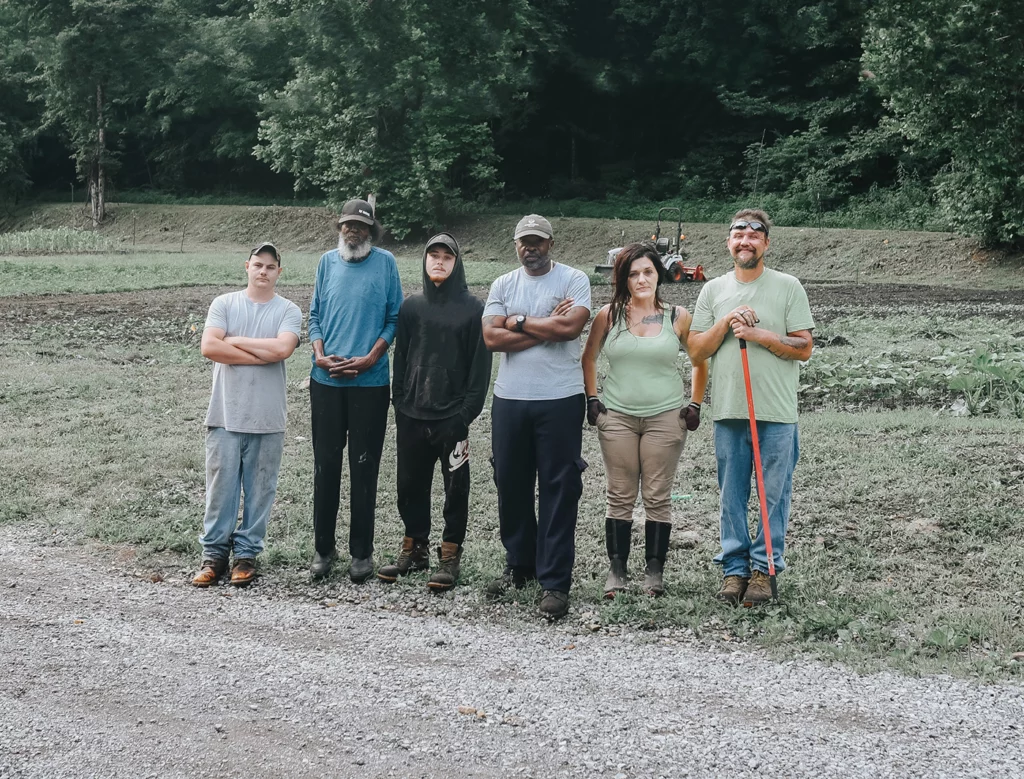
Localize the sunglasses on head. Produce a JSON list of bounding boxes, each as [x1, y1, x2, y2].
[[729, 220, 769, 236]]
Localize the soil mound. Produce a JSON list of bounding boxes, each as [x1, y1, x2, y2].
[[4, 202, 1023, 287]]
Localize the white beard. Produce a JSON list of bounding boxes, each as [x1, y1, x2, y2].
[[339, 236, 372, 261]]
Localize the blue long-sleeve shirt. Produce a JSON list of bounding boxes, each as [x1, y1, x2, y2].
[[308, 247, 403, 387]]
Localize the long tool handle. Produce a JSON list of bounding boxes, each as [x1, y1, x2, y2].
[[739, 339, 779, 599]]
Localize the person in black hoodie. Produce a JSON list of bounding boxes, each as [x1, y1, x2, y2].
[[379, 233, 492, 590]]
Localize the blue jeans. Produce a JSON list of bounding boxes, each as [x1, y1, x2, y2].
[[712, 419, 799, 577], [199, 427, 285, 560]]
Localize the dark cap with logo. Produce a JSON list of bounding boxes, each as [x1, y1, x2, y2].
[[338, 199, 383, 242], [425, 232, 460, 256]]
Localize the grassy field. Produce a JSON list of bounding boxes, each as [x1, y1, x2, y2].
[[0, 251, 523, 297], [2, 247, 1023, 681]]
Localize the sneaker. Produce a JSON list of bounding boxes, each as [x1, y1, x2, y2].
[[603, 558, 628, 600], [642, 558, 665, 597], [715, 575, 749, 605], [349, 556, 375, 583], [743, 570, 773, 607], [230, 557, 257, 587], [538, 590, 570, 620], [484, 565, 536, 598], [192, 558, 228, 588], [377, 537, 429, 582], [427, 542, 463, 592]]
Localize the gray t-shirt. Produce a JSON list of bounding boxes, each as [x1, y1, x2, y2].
[[483, 263, 592, 400], [204, 291, 303, 433]]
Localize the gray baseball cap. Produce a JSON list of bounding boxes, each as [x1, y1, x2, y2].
[[513, 214, 553, 241], [249, 241, 281, 264]]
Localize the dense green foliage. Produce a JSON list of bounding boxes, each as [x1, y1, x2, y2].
[[0, 0, 1021, 243], [864, 0, 1024, 245], [252, 0, 551, 237]]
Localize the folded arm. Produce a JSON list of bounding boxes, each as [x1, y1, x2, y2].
[[518, 305, 590, 343], [225, 333, 300, 363], [201, 328, 269, 365], [483, 315, 542, 353]]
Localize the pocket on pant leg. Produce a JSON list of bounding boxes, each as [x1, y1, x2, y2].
[[568, 457, 588, 501]]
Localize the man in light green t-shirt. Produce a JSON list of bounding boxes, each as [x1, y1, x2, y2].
[[689, 209, 814, 607]]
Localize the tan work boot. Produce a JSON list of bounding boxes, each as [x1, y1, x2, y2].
[[715, 575, 749, 605], [230, 558, 256, 587], [377, 536, 429, 582], [427, 542, 463, 592], [192, 558, 228, 588], [742, 570, 773, 607]]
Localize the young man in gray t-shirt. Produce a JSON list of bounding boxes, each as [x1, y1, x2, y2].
[[482, 215, 591, 620], [192, 243, 302, 588]]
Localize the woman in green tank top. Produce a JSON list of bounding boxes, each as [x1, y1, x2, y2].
[[581, 243, 709, 598]]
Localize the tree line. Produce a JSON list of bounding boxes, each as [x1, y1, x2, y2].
[[1, 0, 1021, 244]]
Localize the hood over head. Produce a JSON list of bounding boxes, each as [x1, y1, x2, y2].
[[422, 232, 466, 300]]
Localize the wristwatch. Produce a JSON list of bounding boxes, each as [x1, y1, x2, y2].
[[514, 315, 526, 333]]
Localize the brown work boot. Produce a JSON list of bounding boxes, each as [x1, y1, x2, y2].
[[192, 558, 227, 588], [230, 558, 257, 587], [743, 570, 773, 607], [427, 542, 463, 592], [715, 575, 749, 605], [377, 536, 429, 582]]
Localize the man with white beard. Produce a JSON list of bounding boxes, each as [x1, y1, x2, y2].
[[307, 199, 403, 582]]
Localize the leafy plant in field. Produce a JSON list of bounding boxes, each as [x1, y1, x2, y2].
[[946, 347, 1024, 418], [923, 626, 970, 654], [800, 341, 1024, 415]]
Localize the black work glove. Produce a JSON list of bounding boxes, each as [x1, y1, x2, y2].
[[436, 415, 470, 446], [586, 396, 607, 427], [680, 402, 702, 431]]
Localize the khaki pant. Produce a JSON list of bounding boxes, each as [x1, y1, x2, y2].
[[597, 408, 687, 524]]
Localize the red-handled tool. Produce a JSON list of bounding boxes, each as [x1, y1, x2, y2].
[[739, 338, 779, 602]]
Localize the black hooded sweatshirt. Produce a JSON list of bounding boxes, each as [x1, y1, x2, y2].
[[391, 233, 492, 424]]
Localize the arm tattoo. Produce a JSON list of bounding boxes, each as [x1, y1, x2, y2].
[[767, 335, 810, 358]]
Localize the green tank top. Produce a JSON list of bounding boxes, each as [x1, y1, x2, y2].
[[602, 308, 685, 417]]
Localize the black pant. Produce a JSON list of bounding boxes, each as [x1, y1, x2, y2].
[[310, 379, 390, 558], [395, 411, 470, 545], [490, 394, 586, 592]]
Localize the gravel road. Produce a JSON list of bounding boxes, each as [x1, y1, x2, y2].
[[2, 528, 1022, 779]]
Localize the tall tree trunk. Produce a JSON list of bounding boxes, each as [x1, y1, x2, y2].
[[90, 83, 106, 226]]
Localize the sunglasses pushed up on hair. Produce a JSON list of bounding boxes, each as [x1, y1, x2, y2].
[[729, 220, 769, 236]]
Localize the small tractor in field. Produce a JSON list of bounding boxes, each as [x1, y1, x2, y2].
[[595, 207, 706, 282]]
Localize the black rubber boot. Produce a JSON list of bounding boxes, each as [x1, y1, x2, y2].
[[604, 518, 633, 599], [643, 521, 671, 597]]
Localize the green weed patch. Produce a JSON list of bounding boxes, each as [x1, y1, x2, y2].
[[0, 227, 118, 255]]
